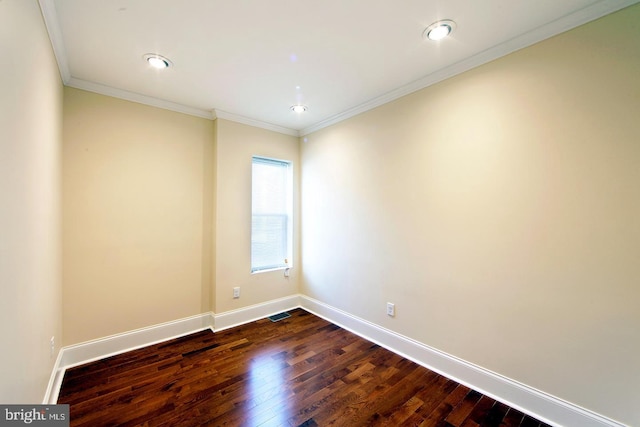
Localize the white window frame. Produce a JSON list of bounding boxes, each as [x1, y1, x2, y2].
[[251, 156, 293, 273]]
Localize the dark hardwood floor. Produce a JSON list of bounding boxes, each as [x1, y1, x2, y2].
[[58, 309, 551, 427]]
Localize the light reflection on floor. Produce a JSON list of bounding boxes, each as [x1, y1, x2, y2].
[[245, 349, 293, 426]]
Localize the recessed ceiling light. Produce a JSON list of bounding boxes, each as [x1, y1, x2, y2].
[[423, 20, 456, 41], [290, 105, 307, 113], [144, 53, 172, 69]]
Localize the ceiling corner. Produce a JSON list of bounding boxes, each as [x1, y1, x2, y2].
[[39, 0, 71, 84], [214, 110, 300, 137]]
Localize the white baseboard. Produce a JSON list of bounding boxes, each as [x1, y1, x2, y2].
[[44, 312, 214, 404], [59, 313, 214, 369], [299, 295, 626, 427], [43, 296, 300, 404], [42, 349, 65, 405], [213, 295, 301, 332], [43, 295, 626, 427]]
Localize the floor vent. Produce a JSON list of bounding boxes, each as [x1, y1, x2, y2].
[[268, 312, 291, 322]]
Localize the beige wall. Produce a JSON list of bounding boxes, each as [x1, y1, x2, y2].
[[6, 0, 634, 418], [0, 0, 63, 403], [62, 93, 300, 343], [215, 119, 300, 314], [209, 120, 218, 313], [301, 5, 640, 426], [63, 88, 215, 345]]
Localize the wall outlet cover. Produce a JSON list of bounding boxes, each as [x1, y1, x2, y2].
[[386, 303, 395, 317]]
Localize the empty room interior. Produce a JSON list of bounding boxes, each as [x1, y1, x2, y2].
[[1, 0, 639, 426]]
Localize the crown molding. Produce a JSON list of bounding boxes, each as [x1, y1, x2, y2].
[[299, 0, 640, 136], [213, 110, 300, 137], [65, 79, 302, 135], [67, 78, 215, 120], [40, 0, 638, 138], [38, 0, 70, 84]]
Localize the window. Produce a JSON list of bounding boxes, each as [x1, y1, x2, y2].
[[251, 156, 293, 273]]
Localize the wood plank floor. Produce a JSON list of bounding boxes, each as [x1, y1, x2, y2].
[[58, 309, 552, 427]]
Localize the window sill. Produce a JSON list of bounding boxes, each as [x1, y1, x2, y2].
[[251, 266, 291, 275]]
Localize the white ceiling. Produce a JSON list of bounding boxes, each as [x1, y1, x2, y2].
[[41, 0, 638, 136]]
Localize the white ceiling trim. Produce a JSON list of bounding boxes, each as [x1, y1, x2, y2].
[[40, 0, 639, 138], [38, 0, 70, 84], [67, 77, 215, 120], [300, 0, 640, 136], [213, 110, 300, 137], [38, 0, 299, 136], [67, 78, 301, 136]]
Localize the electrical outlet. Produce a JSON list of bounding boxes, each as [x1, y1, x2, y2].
[[233, 287, 240, 299], [386, 302, 395, 317]]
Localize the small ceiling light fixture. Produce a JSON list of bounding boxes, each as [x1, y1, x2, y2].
[[290, 104, 308, 113], [423, 19, 456, 41], [144, 53, 172, 69]]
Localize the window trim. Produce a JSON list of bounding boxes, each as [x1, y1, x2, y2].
[[250, 156, 293, 274]]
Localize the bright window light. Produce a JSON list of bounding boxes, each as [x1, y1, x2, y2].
[[251, 157, 293, 273]]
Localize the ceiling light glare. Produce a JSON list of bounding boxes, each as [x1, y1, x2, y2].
[[290, 105, 307, 113], [424, 20, 456, 41], [144, 53, 172, 69]]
